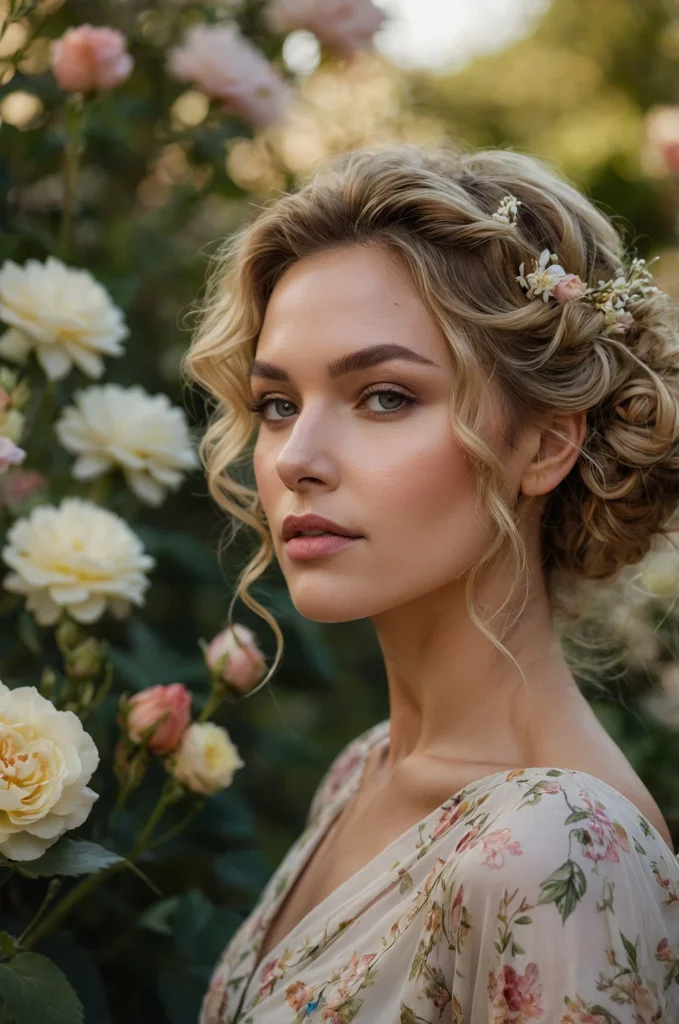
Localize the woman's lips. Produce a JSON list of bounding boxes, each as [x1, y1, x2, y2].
[[284, 533, 363, 560]]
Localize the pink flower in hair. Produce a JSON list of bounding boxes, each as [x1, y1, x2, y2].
[[553, 273, 588, 303]]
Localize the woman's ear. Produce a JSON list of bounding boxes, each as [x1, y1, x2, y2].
[[520, 408, 587, 498]]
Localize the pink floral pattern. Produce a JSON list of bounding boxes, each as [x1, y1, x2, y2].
[[200, 720, 679, 1023]]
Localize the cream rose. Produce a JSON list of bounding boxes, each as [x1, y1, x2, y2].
[[0, 256, 128, 381], [0, 680, 99, 861], [170, 722, 244, 795], [2, 497, 155, 625], [54, 384, 199, 506]]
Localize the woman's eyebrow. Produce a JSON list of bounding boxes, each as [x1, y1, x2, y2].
[[248, 343, 440, 382]]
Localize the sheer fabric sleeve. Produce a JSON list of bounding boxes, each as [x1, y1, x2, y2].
[[440, 771, 679, 1022], [304, 730, 371, 828]]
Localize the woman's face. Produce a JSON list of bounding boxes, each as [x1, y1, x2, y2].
[[250, 243, 523, 623]]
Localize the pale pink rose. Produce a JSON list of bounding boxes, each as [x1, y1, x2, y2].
[[423, 903, 442, 936], [257, 955, 286, 998], [478, 827, 523, 869], [661, 140, 679, 172], [285, 980, 314, 1012], [205, 624, 266, 692], [630, 978, 663, 1021], [125, 682, 191, 755], [166, 24, 292, 128], [266, 0, 385, 56], [50, 25, 134, 93], [449, 882, 464, 933], [430, 799, 468, 841], [560, 995, 610, 1023], [487, 962, 545, 1023], [536, 780, 561, 794], [0, 437, 25, 474], [553, 273, 588, 302], [1, 468, 47, 505], [656, 937, 675, 962], [579, 790, 631, 865], [607, 310, 635, 334]]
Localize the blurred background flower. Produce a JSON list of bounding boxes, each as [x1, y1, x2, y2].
[[166, 23, 293, 127], [49, 24, 134, 93]]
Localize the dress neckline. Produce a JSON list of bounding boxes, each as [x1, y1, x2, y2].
[[235, 717, 678, 1019]]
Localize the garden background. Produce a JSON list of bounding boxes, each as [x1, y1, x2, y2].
[[0, 0, 678, 1021]]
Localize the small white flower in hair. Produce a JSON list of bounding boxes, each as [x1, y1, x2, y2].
[[516, 249, 568, 302], [492, 193, 522, 225]]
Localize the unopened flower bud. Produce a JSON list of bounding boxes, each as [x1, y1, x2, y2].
[[68, 637, 104, 681], [204, 624, 266, 693], [124, 683, 191, 755]]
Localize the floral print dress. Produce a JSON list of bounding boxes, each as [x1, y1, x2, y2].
[[200, 718, 679, 1023]]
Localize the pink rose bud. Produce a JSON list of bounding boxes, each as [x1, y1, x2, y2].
[[125, 683, 191, 755], [553, 274, 588, 303], [50, 25, 134, 93], [205, 624, 266, 692], [660, 141, 679, 173], [0, 437, 25, 475]]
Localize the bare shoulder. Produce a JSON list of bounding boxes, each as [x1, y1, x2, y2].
[[535, 712, 675, 853]]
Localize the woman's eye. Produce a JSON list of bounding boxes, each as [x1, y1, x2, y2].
[[363, 389, 414, 415], [247, 387, 416, 424]]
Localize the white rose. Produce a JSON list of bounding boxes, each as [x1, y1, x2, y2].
[[0, 256, 128, 381], [2, 497, 155, 625], [55, 384, 199, 507], [639, 551, 679, 597], [170, 722, 244, 795], [0, 679, 99, 861]]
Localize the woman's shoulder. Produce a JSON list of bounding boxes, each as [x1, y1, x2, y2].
[[426, 766, 679, 1022], [447, 764, 678, 902]]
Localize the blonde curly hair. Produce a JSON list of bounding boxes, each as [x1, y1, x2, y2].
[[182, 142, 679, 695]]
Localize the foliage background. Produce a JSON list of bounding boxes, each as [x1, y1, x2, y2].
[[0, 0, 678, 1020]]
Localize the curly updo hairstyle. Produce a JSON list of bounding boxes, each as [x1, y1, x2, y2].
[[182, 142, 679, 695]]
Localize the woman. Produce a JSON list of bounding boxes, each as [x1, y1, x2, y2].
[[184, 144, 679, 1023]]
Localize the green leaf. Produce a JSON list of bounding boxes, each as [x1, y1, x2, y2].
[[0, 933, 16, 959], [137, 896, 181, 936], [17, 613, 41, 657], [0, 991, 16, 1024], [0, 952, 83, 1024], [9, 838, 124, 879], [537, 858, 587, 924]]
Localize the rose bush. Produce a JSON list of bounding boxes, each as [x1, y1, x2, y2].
[[0, 1, 386, 1020]]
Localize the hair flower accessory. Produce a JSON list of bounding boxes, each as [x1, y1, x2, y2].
[[515, 248, 661, 336], [492, 193, 522, 225], [516, 249, 569, 302]]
